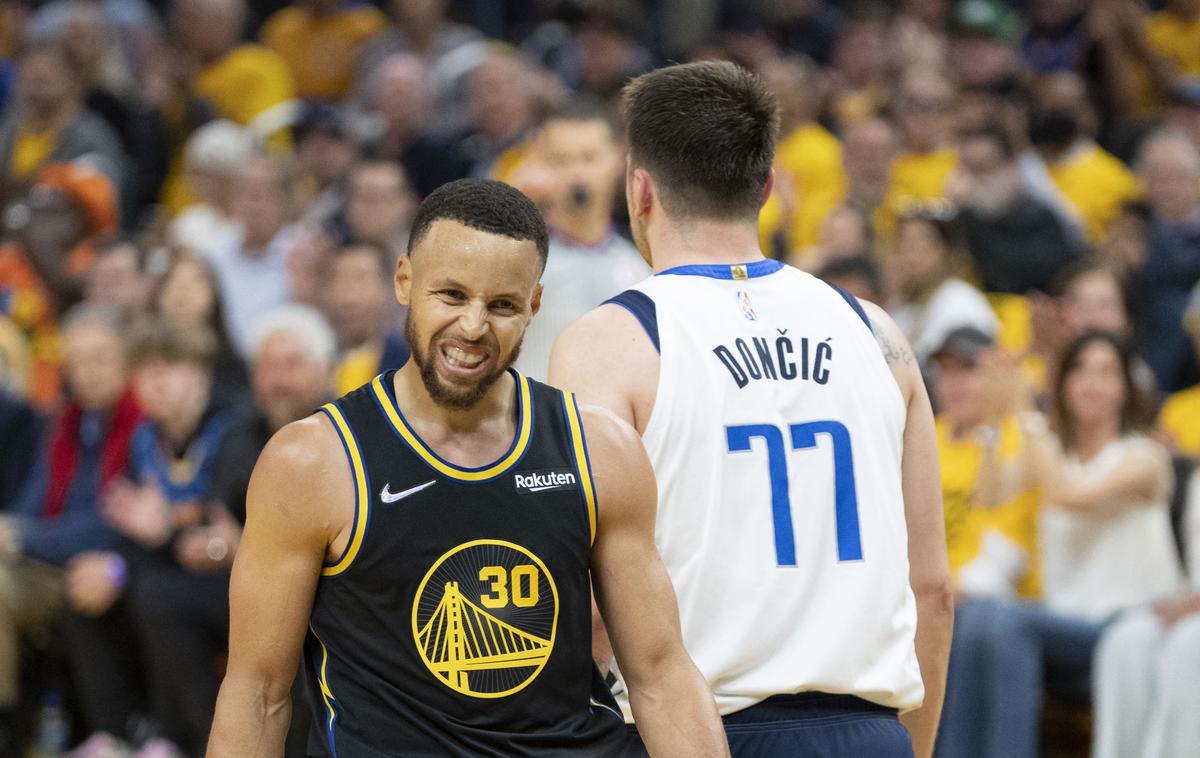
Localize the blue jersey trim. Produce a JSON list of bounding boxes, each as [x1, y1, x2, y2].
[[602, 290, 660, 353], [827, 283, 873, 333], [656, 259, 784, 280]]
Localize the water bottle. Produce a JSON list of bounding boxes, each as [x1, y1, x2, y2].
[[31, 691, 69, 758]]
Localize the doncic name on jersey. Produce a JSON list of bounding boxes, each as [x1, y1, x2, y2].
[[514, 469, 578, 494], [713, 328, 834, 389]]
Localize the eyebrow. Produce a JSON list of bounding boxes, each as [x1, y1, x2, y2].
[[430, 279, 523, 302]]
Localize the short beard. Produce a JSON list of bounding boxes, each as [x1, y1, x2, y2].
[[404, 313, 522, 411]]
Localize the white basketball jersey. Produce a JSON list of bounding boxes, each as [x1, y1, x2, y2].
[[611, 260, 923, 718]]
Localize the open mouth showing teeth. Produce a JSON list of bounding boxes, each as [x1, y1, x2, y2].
[[442, 344, 487, 369]]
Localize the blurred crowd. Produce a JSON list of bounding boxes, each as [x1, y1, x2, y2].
[[0, 0, 1197, 756]]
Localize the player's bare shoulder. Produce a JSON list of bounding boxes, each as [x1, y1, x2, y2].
[[246, 412, 355, 547], [858, 299, 919, 402]]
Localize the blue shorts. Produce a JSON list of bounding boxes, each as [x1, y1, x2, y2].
[[625, 693, 913, 757]]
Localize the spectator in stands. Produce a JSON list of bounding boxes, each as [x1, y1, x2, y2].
[[158, 0, 295, 214], [464, 49, 553, 181], [1092, 463, 1200, 758], [1159, 284, 1200, 458], [840, 116, 899, 240], [260, 0, 385, 103], [1131, 130, 1200, 393], [815, 254, 884, 304], [1135, 0, 1200, 113], [356, 0, 483, 135], [292, 103, 358, 225], [1019, 0, 1088, 75], [323, 242, 407, 395], [339, 158, 414, 255], [887, 206, 998, 365], [522, 3, 652, 100], [207, 153, 300, 357], [84, 236, 149, 319], [167, 119, 256, 257], [363, 53, 470, 199], [515, 98, 646, 380], [151, 253, 247, 410], [947, 0, 1023, 91], [0, 305, 141, 746], [827, 2, 890, 127], [1027, 71, 1140, 245], [891, 67, 960, 206], [812, 204, 873, 264], [0, 162, 119, 409], [939, 330, 1184, 758], [756, 55, 844, 262], [949, 124, 1080, 295], [67, 321, 237, 755], [0, 370, 38, 512], [0, 41, 123, 205]]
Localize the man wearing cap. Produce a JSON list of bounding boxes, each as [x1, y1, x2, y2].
[[0, 161, 119, 408], [928, 326, 1041, 758]]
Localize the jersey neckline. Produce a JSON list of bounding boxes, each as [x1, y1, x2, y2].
[[656, 259, 784, 280], [369, 369, 534, 483]]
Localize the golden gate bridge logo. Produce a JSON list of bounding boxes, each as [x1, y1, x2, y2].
[[412, 539, 558, 698]]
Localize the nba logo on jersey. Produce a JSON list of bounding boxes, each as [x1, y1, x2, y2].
[[737, 291, 757, 321]]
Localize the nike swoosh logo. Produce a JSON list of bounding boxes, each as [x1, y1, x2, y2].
[[380, 480, 437, 503]]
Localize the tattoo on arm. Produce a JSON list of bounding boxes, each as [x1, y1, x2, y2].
[[871, 319, 915, 366]]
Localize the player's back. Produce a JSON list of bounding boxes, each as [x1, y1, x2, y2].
[[609, 259, 923, 717]]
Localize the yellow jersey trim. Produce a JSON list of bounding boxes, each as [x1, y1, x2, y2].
[[310, 627, 339, 749], [320, 402, 370, 576], [370, 372, 534, 483], [563, 393, 598, 545]]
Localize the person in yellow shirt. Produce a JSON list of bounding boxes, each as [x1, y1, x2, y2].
[[321, 242, 409, 396], [890, 67, 960, 208], [757, 56, 845, 261], [160, 0, 297, 215], [261, 0, 387, 102], [1029, 72, 1141, 244], [1144, 0, 1200, 92], [931, 326, 1040, 599], [1159, 283, 1200, 458]]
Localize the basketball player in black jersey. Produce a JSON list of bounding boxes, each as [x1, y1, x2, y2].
[[207, 179, 727, 757]]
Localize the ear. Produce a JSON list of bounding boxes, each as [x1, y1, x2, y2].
[[395, 254, 413, 306], [630, 167, 654, 220], [530, 282, 543, 318], [761, 169, 776, 209]]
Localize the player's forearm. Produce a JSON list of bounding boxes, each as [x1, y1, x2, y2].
[[206, 675, 291, 758], [900, 585, 954, 758], [628, 655, 729, 758]]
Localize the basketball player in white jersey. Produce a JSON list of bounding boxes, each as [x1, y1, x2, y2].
[[550, 62, 953, 757]]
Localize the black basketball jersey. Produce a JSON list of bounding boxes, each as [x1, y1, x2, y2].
[[302, 369, 628, 757]]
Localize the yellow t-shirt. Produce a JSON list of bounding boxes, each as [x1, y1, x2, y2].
[[9, 126, 58, 181], [1047, 144, 1141, 244], [1134, 11, 1200, 117], [878, 147, 958, 244], [937, 415, 1041, 598], [261, 5, 387, 102], [335, 345, 382, 398], [162, 44, 296, 216], [758, 123, 846, 257], [1159, 383, 1200, 458]]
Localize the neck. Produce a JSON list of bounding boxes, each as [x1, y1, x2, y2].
[[160, 400, 206, 448], [552, 209, 611, 247], [392, 361, 515, 435], [645, 215, 764, 273], [1072, 419, 1119, 460]]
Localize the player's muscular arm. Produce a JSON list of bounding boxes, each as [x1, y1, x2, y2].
[[549, 304, 658, 433], [582, 406, 728, 758], [207, 417, 351, 758], [864, 302, 954, 758]]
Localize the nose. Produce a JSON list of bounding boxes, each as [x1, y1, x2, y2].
[[457, 302, 489, 341]]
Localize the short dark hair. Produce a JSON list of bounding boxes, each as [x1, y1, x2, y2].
[[407, 179, 549, 266], [623, 60, 779, 220], [542, 96, 621, 139], [128, 320, 218, 370]]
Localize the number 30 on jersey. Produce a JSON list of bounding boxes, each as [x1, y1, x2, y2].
[[726, 420, 863, 566]]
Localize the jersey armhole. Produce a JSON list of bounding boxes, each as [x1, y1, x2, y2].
[[826, 283, 873, 333], [561, 392, 599, 546], [602, 289, 660, 353], [319, 402, 372, 577]]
